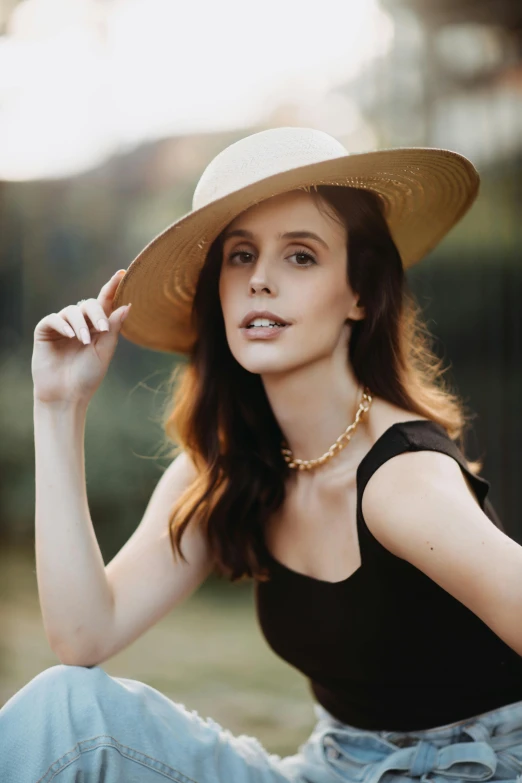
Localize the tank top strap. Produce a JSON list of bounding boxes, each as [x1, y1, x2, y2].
[[355, 420, 498, 558], [357, 419, 491, 508]]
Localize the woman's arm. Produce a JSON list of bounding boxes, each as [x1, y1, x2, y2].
[[34, 398, 114, 659], [34, 399, 213, 666], [361, 449, 522, 657]]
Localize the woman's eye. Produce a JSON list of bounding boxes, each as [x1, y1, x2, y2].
[[228, 251, 253, 264], [291, 251, 316, 266], [227, 250, 316, 266]]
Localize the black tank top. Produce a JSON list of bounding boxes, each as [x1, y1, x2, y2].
[[254, 420, 522, 732]]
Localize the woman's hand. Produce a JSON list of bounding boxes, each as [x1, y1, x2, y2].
[[32, 270, 131, 406]]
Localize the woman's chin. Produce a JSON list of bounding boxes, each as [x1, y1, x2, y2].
[[234, 351, 301, 377]]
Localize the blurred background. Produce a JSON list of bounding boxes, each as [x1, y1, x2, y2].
[[1, 0, 521, 757]]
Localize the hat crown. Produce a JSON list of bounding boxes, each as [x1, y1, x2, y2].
[[192, 126, 348, 211]]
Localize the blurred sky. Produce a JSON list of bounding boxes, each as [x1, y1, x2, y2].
[[0, 0, 393, 181]]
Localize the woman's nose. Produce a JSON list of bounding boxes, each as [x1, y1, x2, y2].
[[248, 257, 275, 292]]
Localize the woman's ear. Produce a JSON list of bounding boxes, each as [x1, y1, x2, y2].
[[346, 297, 365, 322]]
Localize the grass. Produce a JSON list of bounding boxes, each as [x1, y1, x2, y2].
[[0, 544, 318, 757]]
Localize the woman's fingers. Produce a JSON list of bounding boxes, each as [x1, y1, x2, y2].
[[57, 303, 96, 344], [59, 292, 117, 342], [78, 298, 111, 335], [49, 270, 127, 345], [98, 269, 127, 313], [39, 313, 77, 340]]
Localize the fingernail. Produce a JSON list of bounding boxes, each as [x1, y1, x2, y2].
[[120, 303, 132, 323], [114, 269, 126, 277], [80, 327, 90, 344], [97, 319, 109, 332]]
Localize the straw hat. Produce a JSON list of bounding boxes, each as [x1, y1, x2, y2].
[[113, 126, 480, 355]]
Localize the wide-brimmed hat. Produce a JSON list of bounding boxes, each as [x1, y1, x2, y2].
[[113, 126, 480, 355]]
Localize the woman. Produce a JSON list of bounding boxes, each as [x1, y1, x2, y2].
[[3, 126, 522, 783]]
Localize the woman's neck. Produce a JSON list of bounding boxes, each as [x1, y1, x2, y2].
[[261, 359, 367, 467]]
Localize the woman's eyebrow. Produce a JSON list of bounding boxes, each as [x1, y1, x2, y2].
[[222, 228, 329, 250]]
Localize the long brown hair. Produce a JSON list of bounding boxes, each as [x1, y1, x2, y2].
[[161, 185, 483, 583]]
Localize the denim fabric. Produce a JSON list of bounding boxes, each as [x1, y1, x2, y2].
[[2, 664, 522, 783], [280, 701, 522, 783]]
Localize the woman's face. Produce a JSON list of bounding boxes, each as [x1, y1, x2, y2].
[[218, 189, 365, 376]]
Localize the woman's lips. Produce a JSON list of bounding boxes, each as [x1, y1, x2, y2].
[[240, 324, 291, 339]]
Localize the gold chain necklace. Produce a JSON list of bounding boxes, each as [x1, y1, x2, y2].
[[281, 386, 373, 471]]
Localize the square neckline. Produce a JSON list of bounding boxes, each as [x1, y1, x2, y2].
[[262, 418, 441, 586]]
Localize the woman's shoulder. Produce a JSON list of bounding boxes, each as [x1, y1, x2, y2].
[[366, 396, 432, 444]]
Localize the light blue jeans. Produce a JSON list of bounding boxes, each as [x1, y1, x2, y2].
[[2, 663, 522, 783]]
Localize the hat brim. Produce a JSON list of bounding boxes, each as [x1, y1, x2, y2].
[[114, 146, 479, 355]]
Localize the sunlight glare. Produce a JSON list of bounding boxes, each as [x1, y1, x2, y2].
[[0, 0, 393, 180]]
